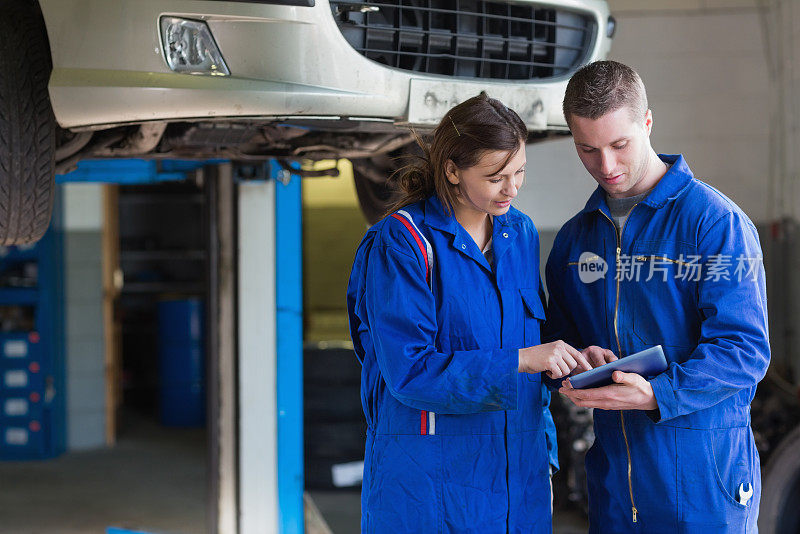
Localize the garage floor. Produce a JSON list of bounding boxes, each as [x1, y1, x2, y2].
[[311, 490, 589, 533], [0, 412, 588, 534], [0, 413, 206, 534]]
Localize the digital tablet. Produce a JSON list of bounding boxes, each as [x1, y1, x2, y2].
[[568, 345, 668, 389]]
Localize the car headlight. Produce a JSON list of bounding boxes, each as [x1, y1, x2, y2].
[[607, 16, 617, 39], [160, 17, 230, 76]]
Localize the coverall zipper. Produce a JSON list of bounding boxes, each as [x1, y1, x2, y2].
[[598, 208, 639, 523]]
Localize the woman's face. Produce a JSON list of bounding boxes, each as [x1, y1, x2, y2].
[[446, 141, 526, 220]]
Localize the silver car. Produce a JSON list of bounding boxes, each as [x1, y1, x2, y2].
[[0, 0, 613, 241]]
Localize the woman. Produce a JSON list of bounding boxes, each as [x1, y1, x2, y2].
[[347, 93, 587, 533]]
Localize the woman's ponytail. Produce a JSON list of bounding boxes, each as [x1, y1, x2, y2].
[[385, 132, 436, 214]]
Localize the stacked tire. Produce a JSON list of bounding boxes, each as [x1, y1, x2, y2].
[[304, 344, 366, 490]]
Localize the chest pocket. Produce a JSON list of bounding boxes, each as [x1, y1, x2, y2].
[[629, 240, 698, 347], [520, 288, 546, 347]]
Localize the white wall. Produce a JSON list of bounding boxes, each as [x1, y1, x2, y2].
[[62, 183, 106, 450], [237, 182, 278, 534], [519, 1, 772, 231]]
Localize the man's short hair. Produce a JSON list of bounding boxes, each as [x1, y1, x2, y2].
[[563, 60, 648, 127]]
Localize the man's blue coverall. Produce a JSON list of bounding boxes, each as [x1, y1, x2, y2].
[[545, 154, 770, 532]]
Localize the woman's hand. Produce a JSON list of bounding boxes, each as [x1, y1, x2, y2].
[[518, 341, 591, 379], [575, 345, 618, 375]]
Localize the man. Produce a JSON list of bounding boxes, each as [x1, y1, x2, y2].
[[544, 60, 770, 532]]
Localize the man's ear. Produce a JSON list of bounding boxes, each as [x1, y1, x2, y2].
[[643, 109, 653, 136], [445, 160, 460, 185]]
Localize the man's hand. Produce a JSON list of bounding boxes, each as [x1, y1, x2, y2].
[[572, 346, 618, 375], [559, 370, 658, 411]]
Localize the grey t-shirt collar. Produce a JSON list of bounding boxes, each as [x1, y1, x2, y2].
[[606, 191, 650, 219]]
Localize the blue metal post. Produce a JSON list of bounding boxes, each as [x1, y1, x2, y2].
[[56, 158, 227, 184], [48, 191, 66, 456], [274, 160, 304, 534]]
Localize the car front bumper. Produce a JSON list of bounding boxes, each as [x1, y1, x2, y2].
[[41, 0, 613, 131]]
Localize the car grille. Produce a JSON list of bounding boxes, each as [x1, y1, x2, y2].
[[329, 0, 597, 80]]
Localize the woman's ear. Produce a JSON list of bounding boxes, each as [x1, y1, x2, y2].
[[445, 160, 460, 185]]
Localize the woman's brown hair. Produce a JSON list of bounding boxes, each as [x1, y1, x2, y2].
[[388, 92, 528, 215]]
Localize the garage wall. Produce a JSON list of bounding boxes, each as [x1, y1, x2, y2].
[[767, 0, 800, 222], [768, 0, 800, 378], [519, 0, 772, 235], [792, 0, 800, 220], [302, 160, 366, 342], [62, 183, 105, 450]]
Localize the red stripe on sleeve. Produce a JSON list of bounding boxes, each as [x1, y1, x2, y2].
[[391, 213, 429, 285], [392, 213, 430, 437]]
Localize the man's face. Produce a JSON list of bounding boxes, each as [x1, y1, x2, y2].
[[569, 107, 654, 199]]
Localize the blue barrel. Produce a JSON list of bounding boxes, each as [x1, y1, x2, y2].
[[157, 299, 205, 427]]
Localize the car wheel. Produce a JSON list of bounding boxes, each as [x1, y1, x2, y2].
[[0, 1, 56, 245], [759, 423, 800, 533]]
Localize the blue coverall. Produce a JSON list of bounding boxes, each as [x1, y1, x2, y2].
[[544, 155, 770, 532], [347, 195, 557, 533]]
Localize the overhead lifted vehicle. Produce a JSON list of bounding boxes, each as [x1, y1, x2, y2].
[[0, 0, 614, 242]]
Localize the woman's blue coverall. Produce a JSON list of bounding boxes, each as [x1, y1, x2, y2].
[[347, 195, 556, 533]]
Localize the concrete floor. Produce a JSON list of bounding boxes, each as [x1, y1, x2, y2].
[[310, 490, 589, 533], [0, 412, 587, 534], [0, 413, 206, 534]]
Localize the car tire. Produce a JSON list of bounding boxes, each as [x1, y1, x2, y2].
[[759, 423, 800, 533], [304, 421, 366, 459], [0, 1, 56, 245], [304, 347, 362, 387], [305, 386, 363, 422], [305, 456, 365, 490]]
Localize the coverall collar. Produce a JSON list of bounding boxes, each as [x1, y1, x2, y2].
[[423, 195, 460, 235], [580, 153, 694, 215], [423, 195, 517, 271]]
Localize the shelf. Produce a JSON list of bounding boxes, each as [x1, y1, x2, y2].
[[0, 288, 39, 305], [120, 250, 206, 261], [118, 193, 205, 204], [0, 247, 39, 261], [121, 282, 204, 295]]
